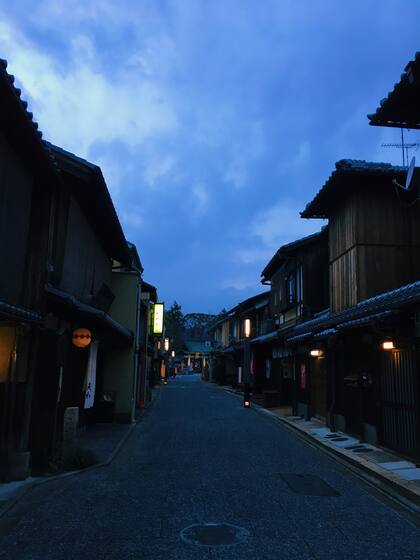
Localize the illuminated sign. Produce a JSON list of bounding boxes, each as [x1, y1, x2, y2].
[[153, 303, 164, 334]]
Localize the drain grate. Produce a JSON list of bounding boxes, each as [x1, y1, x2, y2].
[[329, 437, 348, 442], [180, 522, 250, 547], [324, 433, 339, 438], [281, 474, 340, 496], [352, 447, 372, 453]]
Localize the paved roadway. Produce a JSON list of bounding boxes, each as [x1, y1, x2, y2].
[[1, 375, 419, 559]]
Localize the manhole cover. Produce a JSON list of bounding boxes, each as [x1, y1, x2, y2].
[[281, 474, 340, 496], [324, 433, 339, 438], [330, 437, 348, 442], [352, 447, 372, 453], [180, 522, 250, 547]]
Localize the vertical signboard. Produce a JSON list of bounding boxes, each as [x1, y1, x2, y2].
[[153, 303, 164, 334], [84, 341, 99, 409]]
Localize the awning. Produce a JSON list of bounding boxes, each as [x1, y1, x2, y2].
[[250, 330, 278, 344], [45, 284, 133, 341], [286, 332, 314, 344]]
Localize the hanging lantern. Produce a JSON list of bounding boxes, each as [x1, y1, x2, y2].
[[72, 328, 92, 348]]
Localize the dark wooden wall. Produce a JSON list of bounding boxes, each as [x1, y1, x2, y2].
[[268, 232, 328, 321], [0, 133, 33, 305], [58, 194, 113, 301], [329, 187, 420, 312]]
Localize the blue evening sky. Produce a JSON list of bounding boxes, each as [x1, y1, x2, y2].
[[1, 1, 419, 313]]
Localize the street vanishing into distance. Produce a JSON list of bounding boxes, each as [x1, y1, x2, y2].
[[1, 375, 419, 560]]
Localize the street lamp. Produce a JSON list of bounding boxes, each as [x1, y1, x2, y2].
[[243, 318, 251, 408]]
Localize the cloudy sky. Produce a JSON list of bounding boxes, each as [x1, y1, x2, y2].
[[1, 1, 419, 313]]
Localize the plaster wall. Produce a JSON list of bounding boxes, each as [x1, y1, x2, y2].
[[103, 272, 139, 422]]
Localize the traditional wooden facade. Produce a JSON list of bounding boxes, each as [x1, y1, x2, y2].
[[210, 292, 270, 387], [0, 59, 61, 481], [286, 159, 420, 460], [29, 145, 136, 468], [137, 281, 158, 405], [258, 229, 329, 412]]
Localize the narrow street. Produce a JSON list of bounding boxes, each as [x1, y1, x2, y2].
[[1, 376, 419, 560]]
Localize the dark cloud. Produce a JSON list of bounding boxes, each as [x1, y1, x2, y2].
[[1, 0, 419, 312]]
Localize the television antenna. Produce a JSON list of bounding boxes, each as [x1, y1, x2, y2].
[[382, 128, 419, 166]]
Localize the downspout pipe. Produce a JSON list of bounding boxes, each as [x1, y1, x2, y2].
[[131, 274, 142, 422]]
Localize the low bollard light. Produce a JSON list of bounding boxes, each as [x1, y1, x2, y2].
[[244, 384, 251, 408]]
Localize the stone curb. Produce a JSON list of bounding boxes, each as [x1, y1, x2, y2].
[[216, 384, 420, 516], [0, 388, 160, 520]]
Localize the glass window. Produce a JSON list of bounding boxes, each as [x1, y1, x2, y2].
[[288, 273, 296, 303]]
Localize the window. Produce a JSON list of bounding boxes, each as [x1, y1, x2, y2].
[[288, 273, 296, 303], [296, 265, 303, 303]]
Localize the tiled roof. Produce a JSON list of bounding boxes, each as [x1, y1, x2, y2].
[[210, 291, 270, 330], [184, 340, 211, 354], [0, 58, 59, 174], [286, 281, 420, 343], [368, 52, 420, 129], [0, 300, 42, 323], [46, 142, 96, 170], [261, 228, 327, 281], [301, 159, 410, 219], [250, 330, 278, 344], [48, 143, 131, 265]]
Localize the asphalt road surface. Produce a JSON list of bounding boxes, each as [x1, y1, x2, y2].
[[1, 375, 419, 559]]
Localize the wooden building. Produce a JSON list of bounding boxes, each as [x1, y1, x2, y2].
[[286, 159, 420, 460], [29, 144, 137, 469], [209, 292, 270, 387], [259, 229, 329, 413], [138, 281, 158, 405], [301, 160, 420, 311], [368, 51, 420, 130], [0, 59, 61, 481], [183, 341, 212, 373]]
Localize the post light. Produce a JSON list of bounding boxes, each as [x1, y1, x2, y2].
[[244, 384, 251, 408], [163, 379, 168, 385], [164, 337, 170, 352], [310, 349, 323, 357], [171, 350, 175, 358], [244, 318, 251, 338], [382, 340, 395, 350]]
